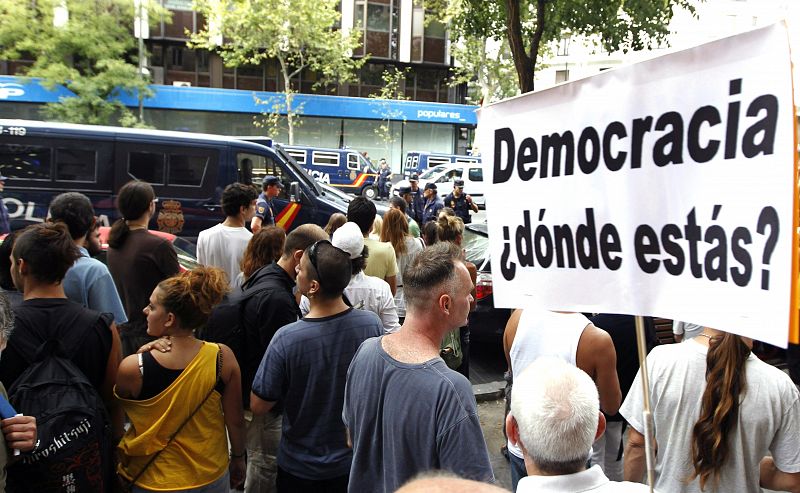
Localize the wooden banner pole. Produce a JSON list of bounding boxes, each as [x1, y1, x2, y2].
[[634, 315, 655, 492]]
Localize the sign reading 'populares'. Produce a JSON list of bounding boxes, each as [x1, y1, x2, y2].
[[477, 22, 798, 347]]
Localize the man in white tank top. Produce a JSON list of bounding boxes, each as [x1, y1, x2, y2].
[[503, 309, 622, 491]]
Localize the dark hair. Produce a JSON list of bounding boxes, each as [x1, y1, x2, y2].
[[422, 221, 438, 246], [351, 244, 369, 274], [305, 241, 351, 300], [0, 232, 17, 290], [157, 267, 229, 331], [222, 182, 258, 217], [282, 224, 328, 260], [437, 214, 464, 244], [109, 180, 155, 249], [48, 192, 95, 240], [347, 196, 377, 235], [13, 223, 80, 284], [690, 332, 751, 490], [389, 196, 407, 214], [240, 226, 286, 279], [403, 242, 462, 311], [324, 213, 347, 237]]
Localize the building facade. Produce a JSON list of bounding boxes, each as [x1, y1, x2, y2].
[[0, 0, 478, 173]]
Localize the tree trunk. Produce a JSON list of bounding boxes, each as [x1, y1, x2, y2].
[[284, 73, 294, 145], [504, 0, 534, 93]]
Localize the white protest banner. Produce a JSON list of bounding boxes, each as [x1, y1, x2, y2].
[[477, 22, 798, 347]]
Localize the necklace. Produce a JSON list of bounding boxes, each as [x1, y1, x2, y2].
[[697, 333, 713, 339]]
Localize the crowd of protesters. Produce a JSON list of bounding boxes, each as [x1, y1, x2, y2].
[[0, 178, 797, 493]]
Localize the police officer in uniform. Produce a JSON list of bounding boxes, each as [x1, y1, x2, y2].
[[444, 179, 479, 224], [408, 174, 425, 224], [421, 183, 444, 225], [251, 175, 283, 233]]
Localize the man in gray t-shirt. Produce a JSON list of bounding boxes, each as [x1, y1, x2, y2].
[[343, 243, 494, 492]]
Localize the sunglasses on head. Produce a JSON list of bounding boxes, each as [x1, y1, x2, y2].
[[307, 239, 332, 285]]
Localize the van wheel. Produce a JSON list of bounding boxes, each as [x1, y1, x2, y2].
[[363, 186, 377, 200]]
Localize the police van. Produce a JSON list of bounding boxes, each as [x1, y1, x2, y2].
[[281, 145, 379, 199], [0, 120, 350, 240], [402, 150, 481, 178]]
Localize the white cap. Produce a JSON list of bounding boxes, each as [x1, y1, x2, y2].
[[332, 222, 364, 259]]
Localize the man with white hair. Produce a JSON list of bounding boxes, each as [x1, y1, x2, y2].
[[507, 358, 649, 492]]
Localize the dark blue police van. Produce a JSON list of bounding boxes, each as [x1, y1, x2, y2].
[[281, 145, 379, 199], [403, 150, 481, 178], [0, 120, 349, 241]]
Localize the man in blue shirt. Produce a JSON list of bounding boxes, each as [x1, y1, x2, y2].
[[408, 174, 425, 224], [422, 183, 444, 225], [49, 192, 128, 324], [251, 240, 382, 492], [252, 175, 284, 233]]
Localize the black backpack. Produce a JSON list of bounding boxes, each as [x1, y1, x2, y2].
[[7, 337, 113, 493], [199, 268, 274, 364]]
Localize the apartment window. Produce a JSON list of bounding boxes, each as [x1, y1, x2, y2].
[[557, 36, 571, 56], [355, 0, 398, 59], [411, 0, 447, 64]]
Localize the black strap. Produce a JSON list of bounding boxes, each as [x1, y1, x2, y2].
[[126, 347, 223, 488]]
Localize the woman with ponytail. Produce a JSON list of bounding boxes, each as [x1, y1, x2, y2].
[[107, 180, 180, 357], [620, 328, 800, 492], [115, 267, 246, 492]]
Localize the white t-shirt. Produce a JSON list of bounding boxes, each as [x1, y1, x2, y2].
[[620, 340, 800, 493], [300, 271, 400, 333], [196, 223, 252, 287], [517, 465, 650, 492]]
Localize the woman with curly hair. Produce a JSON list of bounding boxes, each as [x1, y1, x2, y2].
[[115, 267, 246, 492], [234, 225, 286, 289], [621, 329, 800, 492]]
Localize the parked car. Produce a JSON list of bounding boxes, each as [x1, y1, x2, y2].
[[462, 222, 512, 341], [391, 162, 486, 208], [95, 226, 199, 272]]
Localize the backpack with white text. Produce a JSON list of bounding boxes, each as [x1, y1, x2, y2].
[[7, 337, 113, 493]]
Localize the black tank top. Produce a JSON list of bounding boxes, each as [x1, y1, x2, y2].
[[137, 351, 224, 400]]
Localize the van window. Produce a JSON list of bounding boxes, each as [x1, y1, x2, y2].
[[312, 151, 339, 167], [347, 152, 360, 170], [0, 144, 52, 181], [129, 151, 166, 184], [427, 156, 450, 167], [56, 148, 97, 183], [468, 167, 483, 182], [238, 152, 288, 199], [168, 154, 207, 187], [286, 149, 306, 164]]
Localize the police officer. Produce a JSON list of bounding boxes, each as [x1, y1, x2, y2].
[[421, 183, 444, 225], [444, 179, 479, 224], [377, 159, 392, 200], [0, 173, 9, 234], [250, 175, 283, 233], [408, 173, 425, 224]]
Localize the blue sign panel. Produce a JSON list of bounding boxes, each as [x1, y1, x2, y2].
[[0, 75, 478, 125]]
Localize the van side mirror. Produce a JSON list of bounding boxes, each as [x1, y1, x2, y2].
[[289, 182, 301, 203]]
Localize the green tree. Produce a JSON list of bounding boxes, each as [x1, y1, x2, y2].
[[192, 0, 365, 144], [369, 66, 410, 154], [432, 0, 697, 94], [0, 0, 166, 126], [449, 35, 518, 105]]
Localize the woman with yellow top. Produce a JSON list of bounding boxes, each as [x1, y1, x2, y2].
[[115, 267, 246, 492]]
